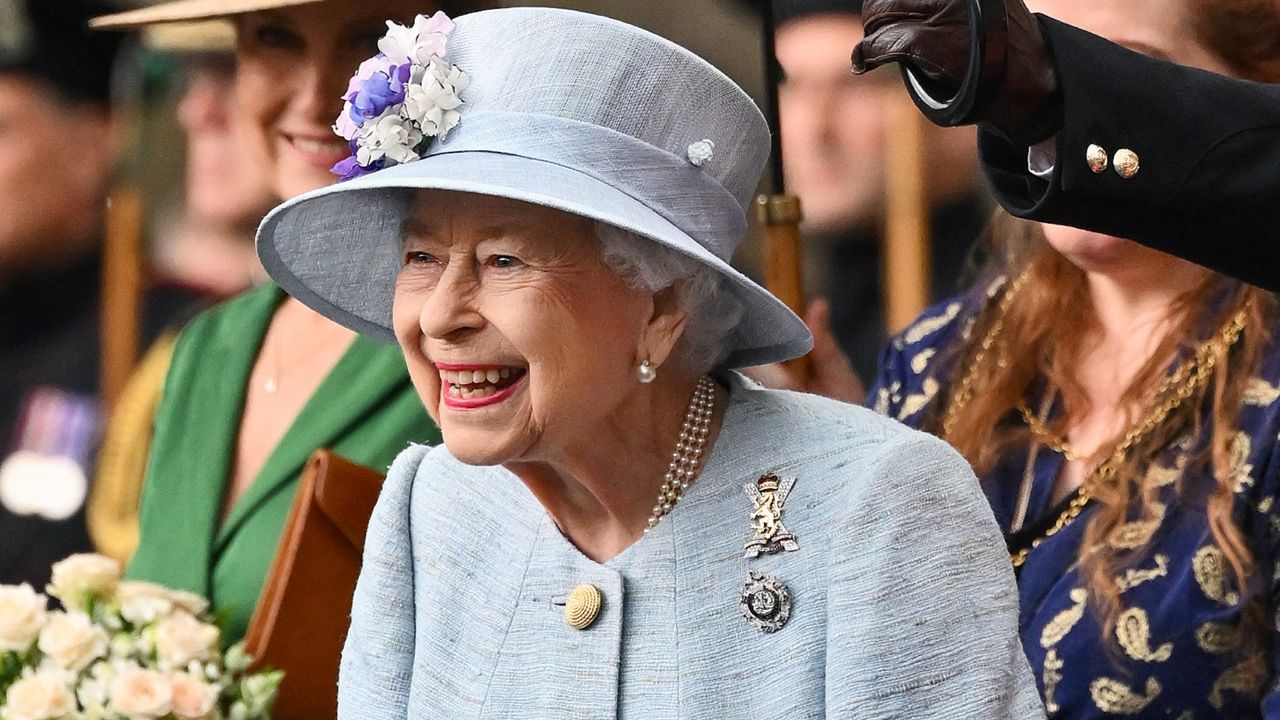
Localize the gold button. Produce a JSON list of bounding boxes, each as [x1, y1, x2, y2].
[[1113, 149, 1140, 179], [1086, 144, 1108, 174], [565, 584, 602, 630]]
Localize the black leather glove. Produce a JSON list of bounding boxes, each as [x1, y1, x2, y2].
[[852, 0, 1062, 145]]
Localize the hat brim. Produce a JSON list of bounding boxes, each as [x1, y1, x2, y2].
[[258, 151, 813, 369], [90, 0, 325, 29]]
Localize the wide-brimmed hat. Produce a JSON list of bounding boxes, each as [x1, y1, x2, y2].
[[256, 7, 813, 369], [90, 0, 322, 29]]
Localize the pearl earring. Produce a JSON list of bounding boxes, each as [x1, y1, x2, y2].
[[636, 360, 657, 384]]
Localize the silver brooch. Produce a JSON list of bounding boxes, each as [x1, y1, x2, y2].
[[686, 139, 715, 167], [743, 473, 799, 558], [739, 571, 791, 633]]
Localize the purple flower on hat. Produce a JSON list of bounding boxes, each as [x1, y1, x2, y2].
[[330, 12, 467, 182], [348, 63, 412, 123]]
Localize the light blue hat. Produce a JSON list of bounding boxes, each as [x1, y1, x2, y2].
[[256, 6, 813, 368]]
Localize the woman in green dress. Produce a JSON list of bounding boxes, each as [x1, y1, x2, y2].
[[89, 0, 460, 642]]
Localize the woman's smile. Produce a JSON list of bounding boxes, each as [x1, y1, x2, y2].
[[437, 362, 528, 410]]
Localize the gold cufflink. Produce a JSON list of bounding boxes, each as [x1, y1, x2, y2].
[[1113, 149, 1140, 179], [565, 583, 602, 630], [1086, 144, 1108, 174]]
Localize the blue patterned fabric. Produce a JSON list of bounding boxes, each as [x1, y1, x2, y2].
[[339, 373, 1046, 718], [870, 285, 1280, 719]]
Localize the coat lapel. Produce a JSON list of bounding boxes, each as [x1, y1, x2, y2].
[[213, 336, 413, 551]]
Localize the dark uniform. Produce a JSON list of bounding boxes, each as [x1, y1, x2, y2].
[[978, 17, 1280, 292], [0, 1, 204, 588]]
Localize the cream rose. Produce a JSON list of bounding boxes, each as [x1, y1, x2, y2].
[[0, 584, 47, 651], [37, 611, 108, 671], [1, 672, 75, 720], [108, 668, 172, 719], [165, 590, 209, 617], [154, 613, 219, 668], [168, 673, 217, 720], [46, 554, 120, 608], [115, 581, 174, 626]]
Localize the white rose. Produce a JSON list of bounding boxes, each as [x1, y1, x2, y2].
[[0, 584, 47, 652], [168, 673, 217, 720], [108, 668, 172, 719], [115, 581, 174, 626], [165, 590, 209, 617], [37, 611, 108, 671], [154, 613, 219, 668], [357, 113, 423, 166], [1, 672, 75, 720], [47, 554, 120, 608]]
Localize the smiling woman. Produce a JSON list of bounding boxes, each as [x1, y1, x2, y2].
[[255, 7, 1047, 717]]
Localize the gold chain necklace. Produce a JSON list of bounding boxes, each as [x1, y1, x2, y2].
[[940, 275, 1249, 568]]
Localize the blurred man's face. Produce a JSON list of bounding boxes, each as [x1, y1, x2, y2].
[[777, 14, 898, 236], [0, 75, 113, 276]]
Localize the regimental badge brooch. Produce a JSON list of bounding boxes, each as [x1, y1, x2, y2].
[[743, 473, 799, 558], [739, 571, 791, 633]]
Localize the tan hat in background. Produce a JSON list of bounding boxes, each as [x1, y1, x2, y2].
[[141, 20, 235, 51], [90, 0, 327, 29]]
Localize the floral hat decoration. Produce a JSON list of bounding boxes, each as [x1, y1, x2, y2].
[[256, 7, 814, 369], [332, 12, 469, 181]]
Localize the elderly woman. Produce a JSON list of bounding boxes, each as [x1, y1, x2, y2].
[[257, 7, 1044, 717]]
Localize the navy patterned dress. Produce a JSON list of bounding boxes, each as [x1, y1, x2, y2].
[[870, 284, 1280, 719]]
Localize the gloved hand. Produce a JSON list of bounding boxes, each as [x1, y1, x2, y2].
[[851, 0, 1062, 145]]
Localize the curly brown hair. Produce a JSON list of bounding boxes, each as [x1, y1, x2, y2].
[[925, 0, 1280, 652]]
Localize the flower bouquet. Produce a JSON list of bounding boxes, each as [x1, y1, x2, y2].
[[0, 554, 281, 720]]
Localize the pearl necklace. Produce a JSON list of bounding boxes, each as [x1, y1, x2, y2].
[[645, 376, 716, 533]]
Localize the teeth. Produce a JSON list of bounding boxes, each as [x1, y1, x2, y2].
[[500, 368, 510, 379], [472, 370, 486, 384], [486, 369, 501, 383], [293, 137, 345, 154]]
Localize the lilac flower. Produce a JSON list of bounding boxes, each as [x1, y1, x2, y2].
[[347, 64, 412, 123], [332, 154, 382, 181], [379, 11, 454, 65]]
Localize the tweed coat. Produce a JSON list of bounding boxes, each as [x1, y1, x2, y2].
[[340, 373, 1046, 718]]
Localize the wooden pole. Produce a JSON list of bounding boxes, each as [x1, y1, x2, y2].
[[881, 94, 931, 334], [100, 185, 144, 413], [758, 194, 810, 379]]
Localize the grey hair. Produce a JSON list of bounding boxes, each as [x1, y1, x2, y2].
[[595, 222, 744, 374]]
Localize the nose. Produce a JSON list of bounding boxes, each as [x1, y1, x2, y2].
[[292, 48, 348, 124], [177, 67, 231, 133], [419, 258, 485, 340]]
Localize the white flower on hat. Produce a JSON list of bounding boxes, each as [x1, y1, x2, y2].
[[379, 11, 455, 65], [357, 113, 426, 166], [687, 139, 715, 167], [37, 611, 108, 671], [404, 58, 469, 139], [2, 670, 75, 720], [0, 583, 47, 652]]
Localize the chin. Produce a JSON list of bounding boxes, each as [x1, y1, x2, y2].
[[275, 161, 338, 200], [440, 434, 517, 467]]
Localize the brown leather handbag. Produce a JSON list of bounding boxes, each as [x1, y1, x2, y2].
[[243, 450, 385, 720]]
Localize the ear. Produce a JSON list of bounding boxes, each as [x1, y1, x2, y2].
[[638, 283, 689, 369]]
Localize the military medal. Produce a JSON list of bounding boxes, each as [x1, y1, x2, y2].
[[743, 472, 799, 557], [739, 571, 791, 633]]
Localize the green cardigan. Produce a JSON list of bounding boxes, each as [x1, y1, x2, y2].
[[127, 283, 439, 641]]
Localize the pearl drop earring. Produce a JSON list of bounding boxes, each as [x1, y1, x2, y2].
[[636, 360, 657, 384]]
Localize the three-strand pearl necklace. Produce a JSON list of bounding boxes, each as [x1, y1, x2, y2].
[[645, 376, 716, 533]]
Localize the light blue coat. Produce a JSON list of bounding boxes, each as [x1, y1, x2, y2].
[[340, 374, 1046, 718]]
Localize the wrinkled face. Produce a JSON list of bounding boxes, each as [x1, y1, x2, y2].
[[233, 0, 426, 200], [777, 14, 897, 234], [1026, 0, 1233, 270], [0, 75, 113, 274], [393, 190, 666, 466]]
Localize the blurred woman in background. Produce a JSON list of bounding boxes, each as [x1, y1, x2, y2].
[[88, 0, 467, 643]]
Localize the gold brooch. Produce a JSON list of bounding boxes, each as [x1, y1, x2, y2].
[[743, 473, 799, 558]]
